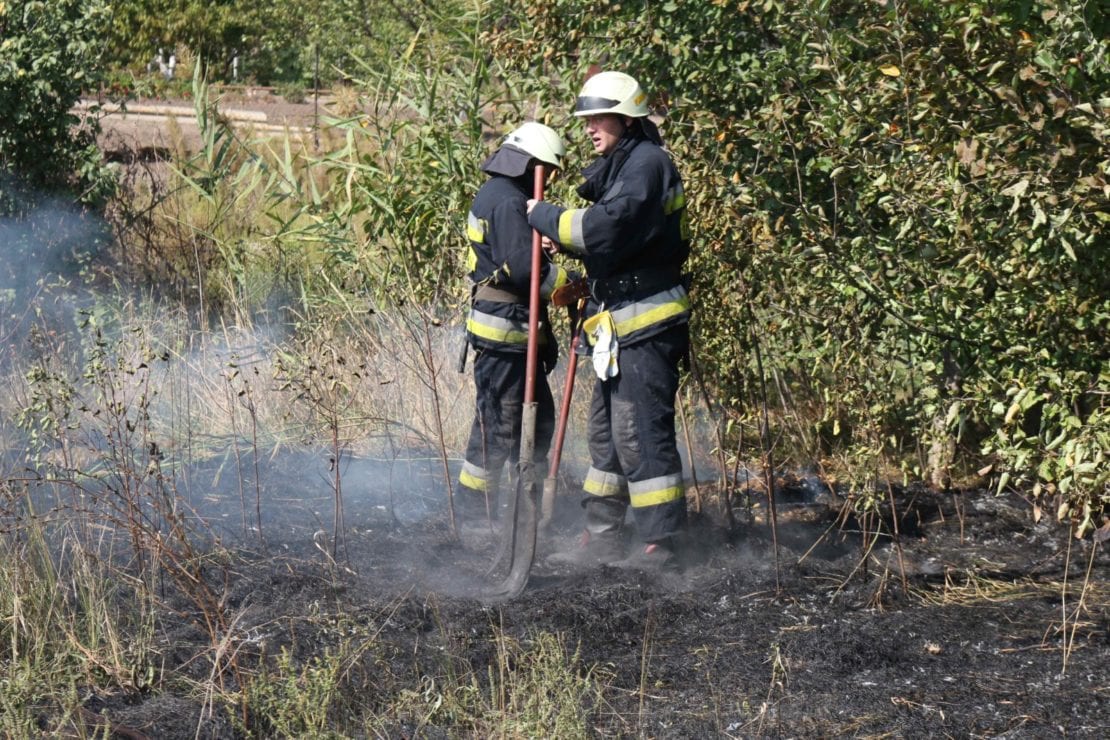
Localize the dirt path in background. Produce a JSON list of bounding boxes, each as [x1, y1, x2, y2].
[[84, 94, 322, 158]]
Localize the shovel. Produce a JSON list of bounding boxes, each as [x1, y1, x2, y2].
[[482, 164, 546, 601]]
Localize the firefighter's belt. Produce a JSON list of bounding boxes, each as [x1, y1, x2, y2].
[[590, 267, 683, 302], [474, 283, 527, 304]]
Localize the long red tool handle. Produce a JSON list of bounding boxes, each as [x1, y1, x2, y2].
[[540, 301, 583, 530], [549, 306, 583, 472], [548, 319, 577, 477], [522, 164, 545, 405]]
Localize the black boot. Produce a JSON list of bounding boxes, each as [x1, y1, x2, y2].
[[610, 536, 679, 572], [455, 486, 500, 541], [548, 497, 626, 567]]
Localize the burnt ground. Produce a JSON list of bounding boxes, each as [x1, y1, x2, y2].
[[70, 452, 1110, 739]]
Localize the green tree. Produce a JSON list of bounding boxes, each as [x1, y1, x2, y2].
[[104, 0, 429, 86], [241, 0, 421, 86], [104, 0, 245, 76], [0, 0, 114, 212]]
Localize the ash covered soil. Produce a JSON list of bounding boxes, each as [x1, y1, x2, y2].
[[89, 453, 1109, 739]]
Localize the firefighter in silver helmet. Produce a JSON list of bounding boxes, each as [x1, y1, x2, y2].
[[457, 122, 573, 531], [527, 71, 691, 571]]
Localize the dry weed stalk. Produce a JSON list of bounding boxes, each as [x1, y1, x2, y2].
[[738, 272, 781, 587], [1060, 534, 1101, 675], [756, 641, 788, 737], [12, 312, 256, 723], [274, 318, 367, 562], [677, 385, 702, 513], [913, 570, 1058, 607], [637, 608, 657, 727], [349, 305, 471, 525]]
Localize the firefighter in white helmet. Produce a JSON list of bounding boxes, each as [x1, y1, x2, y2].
[[528, 71, 691, 571], [456, 122, 573, 533]]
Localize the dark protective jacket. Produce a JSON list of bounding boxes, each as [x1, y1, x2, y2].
[[465, 172, 569, 357], [527, 126, 690, 347]]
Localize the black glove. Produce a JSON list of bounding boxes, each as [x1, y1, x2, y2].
[[541, 323, 559, 374]]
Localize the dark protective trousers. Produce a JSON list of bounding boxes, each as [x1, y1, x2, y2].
[[582, 322, 689, 542], [459, 348, 554, 502]]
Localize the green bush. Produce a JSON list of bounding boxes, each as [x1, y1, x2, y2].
[[483, 0, 1108, 526], [276, 81, 306, 104], [0, 0, 115, 212]]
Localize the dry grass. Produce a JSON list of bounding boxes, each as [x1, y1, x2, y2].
[[0, 284, 603, 736], [911, 568, 1107, 608]]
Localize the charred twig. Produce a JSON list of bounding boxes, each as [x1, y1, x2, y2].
[[418, 314, 457, 537], [1060, 533, 1100, 675], [637, 607, 657, 727], [886, 481, 909, 593], [685, 343, 733, 526], [677, 383, 701, 513], [741, 283, 781, 589]]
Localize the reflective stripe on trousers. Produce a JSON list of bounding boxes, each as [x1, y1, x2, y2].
[[460, 348, 554, 495]]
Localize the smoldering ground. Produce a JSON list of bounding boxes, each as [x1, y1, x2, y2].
[[9, 423, 1109, 738], [58, 463, 1110, 738]]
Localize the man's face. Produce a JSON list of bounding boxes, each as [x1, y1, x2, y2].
[[582, 114, 627, 155]]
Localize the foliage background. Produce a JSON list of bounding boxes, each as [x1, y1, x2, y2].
[[1, 0, 1107, 733], [103, 0, 442, 87], [478, 0, 1108, 529], [0, 0, 113, 212], [3, 0, 1108, 524]]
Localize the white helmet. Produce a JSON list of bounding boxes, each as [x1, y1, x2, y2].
[[503, 122, 566, 169], [573, 71, 649, 118]]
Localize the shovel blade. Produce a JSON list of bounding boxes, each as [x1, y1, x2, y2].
[[481, 475, 538, 602]]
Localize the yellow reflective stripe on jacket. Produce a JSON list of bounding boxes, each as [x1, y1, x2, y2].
[[460, 461, 493, 492], [663, 184, 686, 214], [466, 212, 486, 273], [628, 473, 685, 508], [557, 209, 588, 254], [466, 211, 486, 243], [540, 265, 569, 299], [609, 285, 690, 338], [663, 186, 691, 239], [466, 309, 529, 345], [583, 466, 626, 497]]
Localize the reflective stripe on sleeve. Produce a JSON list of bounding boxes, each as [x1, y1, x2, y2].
[[663, 184, 686, 214], [557, 209, 588, 254], [583, 466, 627, 498], [664, 186, 691, 239], [609, 285, 690, 338], [540, 265, 568, 299], [628, 473, 685, 508], [467, 212, 486, 243]]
